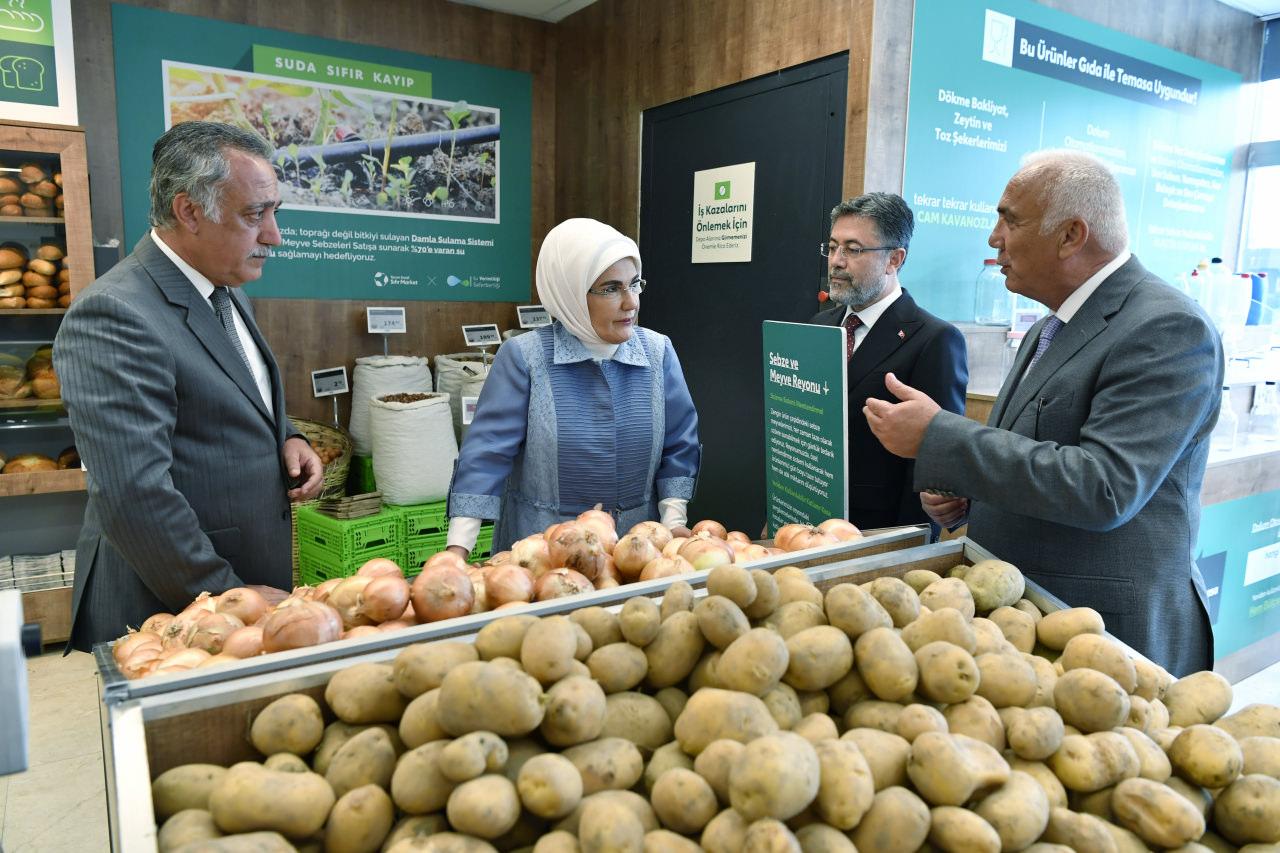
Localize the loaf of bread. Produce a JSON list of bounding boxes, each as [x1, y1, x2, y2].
[[18, 163, 46, 184], [20, 192, 45, 209], [25, 297, 55, 309], [57, 293, 71, 308], [0, 177, 19, 195], [28, 258, 56, 276], [0, 296, 24, 309], [0, 268, 22, 286], [3, 453, 57, 474], [26, 284, 56, 300], [37, 243, 64, 261], [30, 371, 58, 398], [0, 204, 22, 217], [56, 280, 70, 296], [30, 180, 57, 199], [21, 270, 49, 288], [0, 245, 26, 269], [0, 284, 23, 299], [56, 446, 79, 470], [0, 363, 23, 396]]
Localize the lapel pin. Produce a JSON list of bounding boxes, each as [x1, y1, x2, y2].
[[898, 330, 906, 340]]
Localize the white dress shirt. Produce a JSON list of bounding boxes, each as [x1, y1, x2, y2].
[[840, 283, 903, 351], [151, 229, 274, 417], [1054, 250, 1131, 323]]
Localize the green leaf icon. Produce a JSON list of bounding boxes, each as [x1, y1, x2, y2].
[[714, 181, 730, 200]]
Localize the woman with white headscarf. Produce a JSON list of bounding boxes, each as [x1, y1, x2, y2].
[[445, 218, 701, 555]]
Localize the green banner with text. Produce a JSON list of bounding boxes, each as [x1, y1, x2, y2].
[[0, 0, 57, 108]]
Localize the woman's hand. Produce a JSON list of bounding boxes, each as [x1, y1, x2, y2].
[[446, 545, 470, 561]]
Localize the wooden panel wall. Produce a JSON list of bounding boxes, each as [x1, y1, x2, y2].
[[71, 0, 555, 423], [553, 0, 875, 240]]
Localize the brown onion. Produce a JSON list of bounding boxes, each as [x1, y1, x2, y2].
[[113, 631, 161, 664], [737, 543, 775, 564], [691, 519, 728, 539], [261, 600, 343, 652], [466, 567, 489, 615], [488, 550, 513, 565], [773, 523, 809, 550], [120, 644, 165, 680], [179, 591, 218, 617], [726, 530, 751, 544], [287, 585, 320, 601], [152, 648, 211, 674], [342, 625, 381, 639], [312, 578, 343, 604], [485, 564, 535, 607], [401, 600, 416, 621], [547, 522, 607, 581], [577, 509, 619, 552], [222, 625, 265, 658], [782, 527, 839, 552], [678, 535, 735, 571], [360, 575, 411, 623], [594, 556, 621, 590], [139, 613, 174, 635], [378, 619, 413, 632], [160, 615, 197, 650], [356, 557, 404, 579], [662, 537, 688, 558], [327, 576, 374, 630], [423, 550, 468, 574], [510, 536, 553, 577], [628, 520, 673, 550], [188, 611, 245, 654], [612, 533, 662, 579], [818, 518, 862, 541], [216, 587, 269, 626], [533, 568, 594, 601], [410, 564, 475, 623], [640, 555, 695, 581]]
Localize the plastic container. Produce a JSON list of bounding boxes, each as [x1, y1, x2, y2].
[[1210, 386, 1238, 453], [1249, 381, 1280, 443], [973, 259, 1009, 326], [1001, 331, 1025, 379]]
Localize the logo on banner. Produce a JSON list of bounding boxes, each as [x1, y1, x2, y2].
[[982, 9, 1016, 67], [373, 271, 389, 287], [714, 180, 731, 200]]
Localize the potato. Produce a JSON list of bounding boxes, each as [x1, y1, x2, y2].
[[826, 669, 872, 716], [974, 652, 1038, 708], [650, 767, 718, 834], [987, 605, 1035, 653], [445, 774, 520, 840], [811, 739, 874, 829], [975, 770, 1050, 851], [385, 832, 498, 852], [707, 564, 757, 609], [793, 823, 856, 852], [928, 805, 1002, 853], [436, 661, 545, 736], [1054, 668, 1130, 732], [619, 597, 662, 647], [777, 576, 824, 609], [265, 753, 313, 774], [843, 700, 906, 734], [519, 616, 578, 685], [797, 690, 830, 716], [674, 687, 778, 755], [1110, 777, 1206, 848], [644, 740, 695, 792], [514, 752, 583, 820], [1048, 732, 1140, 793], [578, 794, 647, 852], [765, 600, 828, 639], [649, 688, 686, 727], [687, 650, 723, 693], [439, 731, 508, 783], [173, 832, 296, 851], [1001, 706, 1064, 760], [962, 559, 1025, 611], [1013, 597, 1042, 621], [729, 731, 820, 821], [326, 725, 397, 797], [1165, 671, 1234, 727], [392, 687, 446, 748], [326, 663, 407, 724], [393, 642, 479, 698], [743, 569, 782, 620], [644, 611, 705, 688], [1169, 724, 1244, 789], [1152, 726, 1183, 751], [1059, 633, 1138, 693], [659, 580, 695, 619], [793, 712, 838, 744], [571, 606, 624, 649], [865, 577, 921, 627], [1132, 657, 1173, 701], [1035, 607, 1104, 650], [601, 692, 673, 751], [1040, 807, 1118, 853], [208, 762, 335, 839], [694, 595, 750, 649], [153, 764, 229, 819], [854, 627, 917, 701], [643, 828, 702, 852], [849, 786, 931, 853], [578, 641, 646, 693], [324, 783, 394, 853], [918, 577, 976, 619], [475, 615, 538, 660], [1025, 654, 1058, 708], [1215, 703, 1280, 740], [248, 694, 324, 758], [1119, 727, 1172, 781], [901, 608, 976, 653], [1010, 758, 1068, 809], [570, 620, 593, 661], [1212, 774, 1280, 844], [822, 583, 891, 639], [700, 807, 749, 853], [942, 694, 1005, 750], [1240, 735, 1280, 777], [896, 703, 948, 743], [563, 737, 644, 795], [390, 741, 456, 814], [784, 625, 853, 691], [158, 809, 222, 851], [716, 628, 789, 696], [540, 675, 607, 747], [906, 732, 1009, 806], [743, 818, 801, 850], [914, 641, 978, 704], [841, 728, 910, 791], [971, 617, 1017, 656]]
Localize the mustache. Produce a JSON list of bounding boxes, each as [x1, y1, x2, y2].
[[250, 248, 272, 259]]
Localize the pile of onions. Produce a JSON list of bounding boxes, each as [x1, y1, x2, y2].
[[411, 562, 474, 622], [547, 522, 608, 581], [261, 599, 343, 652], [215, 587, 269, 626]]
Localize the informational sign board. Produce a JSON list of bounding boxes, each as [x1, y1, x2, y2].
[[366, 306, 406, 334], [461, 323, 501, 347], [691, 161, 755, 263], [516, 305, 551, 328], [111, 5, 532, 301], [310, 366, 349, 398], [903, 0, 1241, 322], [0, 0, 76, 125], [762, 321, 848, 535]]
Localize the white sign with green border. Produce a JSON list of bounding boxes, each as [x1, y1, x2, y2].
[[691, 161, 754, 263]]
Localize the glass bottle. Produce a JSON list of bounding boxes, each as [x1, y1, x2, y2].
[[1249, 381, 1279, 443], [1210, 386, 1238, 453], [973, 259, 1010, 326]]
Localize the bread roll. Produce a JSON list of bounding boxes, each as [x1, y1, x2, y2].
[[30, 180, 57, 199], [0, 296, 24, 309], [53, 195, 63, 211], [21, 270, 49, 288], [0, 246, 26, 269], [0, 268, 22, 286], [0, 283, 23, 298], [18, 163, 46, 183], [57, 269, 70, 284], [27, 258, 56, 276], [0, 177, 19, 195], [0, 204, 22, 217], [31, 371, 58, 398], [53, 172, 61, 187], [57, 281, 70, 295], [0, 451, 6, 468], [57, 446, 79, 470], [37, 244, 64, 261], [0, 193, 19, 206], [24, 207, 52, 218], [26, 285, 56, 300], [0, 364, 23, 396], [3, 453, 57, 474], [24, 297, 54, 309], [57, 293, 71, 308], [20, 192, 46, 208], [26, 353, 51, 374]]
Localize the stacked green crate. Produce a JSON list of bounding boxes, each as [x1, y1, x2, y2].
[[295, 505, 401, 586], [389, 500, 494, 574], [348, 454, 376, 494]]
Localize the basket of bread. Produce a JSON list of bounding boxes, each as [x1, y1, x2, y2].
[[0, 240, 69, 310], [0, 344, 58, 401]]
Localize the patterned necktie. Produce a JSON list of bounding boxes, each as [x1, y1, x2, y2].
[[1026, 315, 1064, 372], [842, 312, 863, 360], [209, 286, 254, 376]]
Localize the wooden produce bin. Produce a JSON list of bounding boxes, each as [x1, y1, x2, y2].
[[20, 586, 72, 644], [100, 534, 1076, 852]]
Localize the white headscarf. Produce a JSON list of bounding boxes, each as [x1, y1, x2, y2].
[[536, 218, 641, 346]]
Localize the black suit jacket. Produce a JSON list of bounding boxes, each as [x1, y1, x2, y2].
[[809, 288, 967, 530]]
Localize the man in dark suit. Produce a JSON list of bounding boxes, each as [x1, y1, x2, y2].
[[864, 151, 1222, 676], [809, 192, 968, 531], [54, 121, 324, 650]]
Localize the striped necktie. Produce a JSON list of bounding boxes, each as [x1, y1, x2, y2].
[[209, 286, 254, 376]]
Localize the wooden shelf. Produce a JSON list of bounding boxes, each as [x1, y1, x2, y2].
[[0, 467, 84, 496], [0, 308, 66, 316], [0, 215, 63, 225], [0, 397, 62, 410], [21, 586, 73, 645]]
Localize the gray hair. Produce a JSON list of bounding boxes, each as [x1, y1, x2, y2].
[[829, 192, 914, 267], [1014, 150, 1128, 254], [149, 121, 274, 228]]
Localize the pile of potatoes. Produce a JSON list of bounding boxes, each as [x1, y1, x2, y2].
[[149, 558, 1280, 852]]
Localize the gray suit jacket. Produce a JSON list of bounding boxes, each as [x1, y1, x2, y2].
[[915, 255, 1223, 676], [54, 234, 299, 650]]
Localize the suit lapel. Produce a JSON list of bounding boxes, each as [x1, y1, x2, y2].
[[847, 291, 922, 391]]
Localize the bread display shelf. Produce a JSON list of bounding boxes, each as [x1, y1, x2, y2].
[[0, 308, 66, 316], [0, 396, 62, 410], [0, 466, 85, 496], [0, 215, 63, 225]]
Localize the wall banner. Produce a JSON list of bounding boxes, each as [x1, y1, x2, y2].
[[691, 162, 754, 263], [111, 5, 533, 301], [0, 0, 76, 125]]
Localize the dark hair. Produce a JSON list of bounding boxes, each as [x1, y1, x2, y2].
[[829, 192, 914, 266], [149, 121, 274, 228]]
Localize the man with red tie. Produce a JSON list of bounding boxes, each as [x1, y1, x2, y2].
[[807, 192, 968, 531]]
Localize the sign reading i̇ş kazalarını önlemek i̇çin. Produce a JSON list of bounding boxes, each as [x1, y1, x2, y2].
[[691, 161, 754, 263], [763, 321, 849, 535]]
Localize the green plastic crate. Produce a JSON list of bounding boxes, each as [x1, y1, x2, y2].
[[388, 500, 449, 538], [348, 454, 376, 494], [403, 531, 449, 576], [296, 505, 400, 563], [475, 525, 494, 559], [297, 545, 401, 586]]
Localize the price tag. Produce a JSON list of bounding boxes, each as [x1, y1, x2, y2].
[[461, 395, 480, 425], [516, 305, 551, 328], [366, 307, 407, 334], [311, 366, 349, 398], [461, 323, 502, 347]]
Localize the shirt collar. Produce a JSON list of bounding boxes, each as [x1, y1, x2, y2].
[[551, 320, 647, 366], [841, 282, 902, 329], [1055, 250, 1131, 323], [151, 228, 217, 303]]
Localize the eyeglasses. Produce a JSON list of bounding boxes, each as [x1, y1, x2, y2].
[[820, 243, 899, 259], [587, 279, 646, 299]]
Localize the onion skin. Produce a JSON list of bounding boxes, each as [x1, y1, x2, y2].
[[594, 556, 621, 589], [152, 647, 211, 674], [466, 567, 488, 615], [639, 555, 694, 581], [737, 543, 775, 563], [356, 557, 404, 579], [199, 653, 240, 668], [662, 537, 688, 558], [612, 533, 662, 579], [547, 522, 607, 581], [139, 613, 174, 635], [360, 574, 412, 623], [510, 536, 553, 577], [378, 619, 413, 632], [488, 550, 513, 565], [260, 600, 343, 652], [328, 576, 375, 630], [818, 518, 862, 541], [121, 644, 165, 680], [113, 631, 161, 664], [410, 564, 475, 623], [773, 523, 809, 550], [678, 535, 735, 571], [188, 611, 246, 654], [533, 568, 594, 601], [691, 519, 728, 539], [726, 531, 751, 544], [485, 564, 535, 607], [628, 520, 672, 550], [215, 588, 269, 626], [577, 509, 619, 552], [781, 527, 839, 551], [313, 578, 344, 604], [222, 625, 265, 658]]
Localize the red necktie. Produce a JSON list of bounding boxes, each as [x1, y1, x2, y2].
[[842, 312, 863, 360]]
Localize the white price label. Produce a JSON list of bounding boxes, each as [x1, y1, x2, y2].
[[462, 323, 502, 347], [366, 307, 407, 334], [461, 395, 480, 425], [516, 305, 551, 329], [311, 366, 349, 398]]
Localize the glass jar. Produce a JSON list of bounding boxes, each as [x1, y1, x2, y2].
[[973, 259, 1009, 326]]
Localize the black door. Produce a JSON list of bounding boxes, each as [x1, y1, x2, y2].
[[640, 54, 848, 533]]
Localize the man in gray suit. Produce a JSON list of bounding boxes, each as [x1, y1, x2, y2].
[[55, 121, 324, 650], [864, 151, 1222, 676]]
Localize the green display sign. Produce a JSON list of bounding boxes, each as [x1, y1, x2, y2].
[[763, 321, 848, 534], [0, 0, 57, 108], [903, 0, 1241, 322], [112, 4, 532, 302]]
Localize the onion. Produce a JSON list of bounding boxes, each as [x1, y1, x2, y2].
[[577, 508, 618, 552], [288, 585, 320, 602], [466, 567, 489, 615], [328, 576, 375, 630], [737, 543, 775, 563], [533, 568, 594, 600], [402, 600, 416, 621], [188, 611, 245, 654], [662, 537, 688, 558], [261, 599, 343, 652], [510, 536, 553, 577], [544, 522, 564, 540], [678, 536, 735, 571], [594, 556, 620, 589], [640, 555, 694, 581], [691, 519, 728, 539], [485, 564, 535, 607], [216, 588, 269, 626], [726, 530, 751, 544], [547, 522, 607, 581], [360, 575, 411, 623], [379, 619, 413, 632], [113, 631, 161, 664], [818, 518, 863, 541], [628, 520, 672, 550], [152, 648, 211, 674], [160, 615, 198, 650], [496, 601, 528, 610], [313, 578, 344, 603], [410, 564, 474, 622], [120, 643, 165, 679], [179, 591, 219, 617], [343, 625, 382, 639], [782, 527, 839, 552], [612, 533, 662, 579], [356, 557, 404, 579], [140, 613, 174, 635], [773, 523, 809, 550], [488, 550, 513, 565], [222, 625, 265, 658], [199, 653, 241, 668]]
